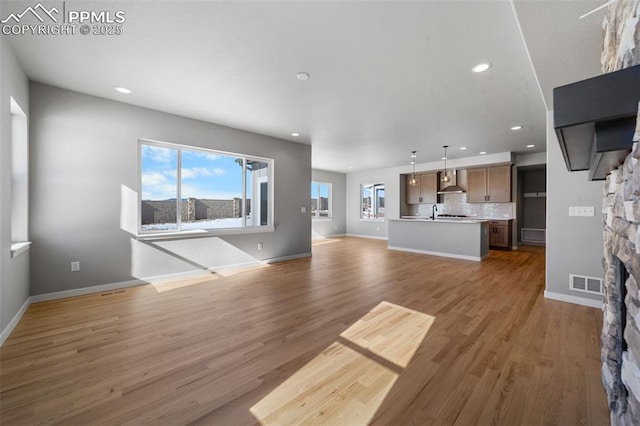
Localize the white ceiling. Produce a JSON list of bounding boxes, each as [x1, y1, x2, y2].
[[5, 0, 604, 173]]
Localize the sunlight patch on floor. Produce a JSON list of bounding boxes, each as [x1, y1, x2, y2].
[[215, 263, 271, 277], [312, 238, 342, 246], [151, 274, 218, 293], [250, 301, 435, 425]]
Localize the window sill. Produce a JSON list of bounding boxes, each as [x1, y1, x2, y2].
[[360, 218, 385, 222], [312, 218, 333, 222], [137, 226, 275, 241], [11, 241, 31, 258]]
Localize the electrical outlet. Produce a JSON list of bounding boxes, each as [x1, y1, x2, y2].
[[569, 206, 595, 217], [301, 206, 307, 213], [71, 261, 80, 272], [258, 242, 263, 250]]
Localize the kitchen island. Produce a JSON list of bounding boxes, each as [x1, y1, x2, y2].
[[388, 218, 489, 261]]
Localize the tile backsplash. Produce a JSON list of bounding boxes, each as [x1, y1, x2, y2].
[[414, 193, 515, 219]]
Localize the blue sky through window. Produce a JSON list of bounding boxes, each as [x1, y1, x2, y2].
[[141, 144, 243, 201]]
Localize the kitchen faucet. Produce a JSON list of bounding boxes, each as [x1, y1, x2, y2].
[[431, 204, 438, 220]]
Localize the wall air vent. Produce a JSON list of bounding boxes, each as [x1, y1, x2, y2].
[[570, 274, 604, 295]]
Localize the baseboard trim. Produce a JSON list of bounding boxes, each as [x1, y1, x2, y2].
[[30, 278, 147, 303], [388, 246, 483, 262], [264, 252, 312, 264], [544, 291, 603, 309], [1, 251, 313, 347], [346, 234, 388, 241], [0, 297, 31, 347]]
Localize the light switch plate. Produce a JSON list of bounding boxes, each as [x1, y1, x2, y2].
[[569, 206, 595, 217]]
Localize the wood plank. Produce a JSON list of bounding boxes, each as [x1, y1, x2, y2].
[[0, 238, 608, 424]]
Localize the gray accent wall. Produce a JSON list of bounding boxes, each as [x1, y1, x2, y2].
[[311, 169, 346, 238], [546, 110, 603, 303], [0, 38, 30, 334], [29, 83, 311, 296]]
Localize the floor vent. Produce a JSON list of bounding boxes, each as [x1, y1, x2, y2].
[[570, 274, 604, 295]]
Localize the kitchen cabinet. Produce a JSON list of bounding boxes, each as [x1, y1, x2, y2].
[[406, 173, 439, 204], [488, 219, 512, 249], [467, 165, 511, 203]]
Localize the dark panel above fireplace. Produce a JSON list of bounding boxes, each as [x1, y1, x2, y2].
[[553, 64, 640, 180]]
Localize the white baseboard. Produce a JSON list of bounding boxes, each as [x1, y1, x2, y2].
[[0, 297, 31, 347], [30, 279, 147, 303], [388, 246, 483, 262], [346, 234, 388, 241], [544, 290, 603, 309], [264, 252, 312, 263], [0, 251, 314, 347]]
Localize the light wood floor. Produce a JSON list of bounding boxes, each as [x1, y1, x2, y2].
[[0, 237, 608, 425]]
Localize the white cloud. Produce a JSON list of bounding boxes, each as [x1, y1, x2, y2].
[[141, 172, 167, 186], [182, 167, 219, 179], [182, 150, 221, 162], [141, 183, 177, 201], [141, 145, 176, 163]]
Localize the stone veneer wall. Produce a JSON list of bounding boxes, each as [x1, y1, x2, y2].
[[602, 0, 640, 73], [601, 2, 640, 424], [141, 198, 245, 225], [601, 109, 640, 425]]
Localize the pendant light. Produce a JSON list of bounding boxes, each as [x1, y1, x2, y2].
[[441, 145, 451, 183], [409, 151, 417, 186]]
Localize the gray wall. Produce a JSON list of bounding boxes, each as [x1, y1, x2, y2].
[[546, 110, 603, 303], [0, 38, 30, 333], [311, 169, 346, 238], [29, 83, 311, 295]]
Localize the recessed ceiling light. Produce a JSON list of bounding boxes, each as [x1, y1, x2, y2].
[[471, 63, 491, 73], [511, 125, 523, 130], [348, 166, 353, 169], [459, 147, 467, 150], [291, 132, 300, 137], [296, 72, 310, 81], [115, 87, 131, 94], [480, 151, 487, 155], [526, 144, 535, 148], [441, 157, 447, 160]]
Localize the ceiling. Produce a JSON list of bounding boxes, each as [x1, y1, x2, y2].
[[5, 0, 604, 173]]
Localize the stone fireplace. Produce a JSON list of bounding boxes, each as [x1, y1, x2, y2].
[[601, 106, 640, 424], [600, 2, 640, 423]]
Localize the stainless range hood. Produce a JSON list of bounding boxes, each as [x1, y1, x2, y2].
[[437, 170, 466, 194], [553, 64, 640, 181]]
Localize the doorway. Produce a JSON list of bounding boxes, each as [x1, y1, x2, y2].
[[517, 165, 546, 246]]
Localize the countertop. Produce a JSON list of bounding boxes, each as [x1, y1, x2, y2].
[[395, 217, 488, 224]]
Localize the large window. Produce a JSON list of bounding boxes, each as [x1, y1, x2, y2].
[[311, 181, 332, 219], [139, 140, 273, 233], [11, 97, 28, 246], [361, 183, 385, 219]]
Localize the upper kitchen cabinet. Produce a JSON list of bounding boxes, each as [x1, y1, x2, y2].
[[466, 165, 512, 203], [406, 173, 439, 204]]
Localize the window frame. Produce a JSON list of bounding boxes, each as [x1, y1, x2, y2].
[[137, 138, 275, 237], [311, 181, 332, 220], [360, 183, 385, 221], [10, 97, 30, 257]]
